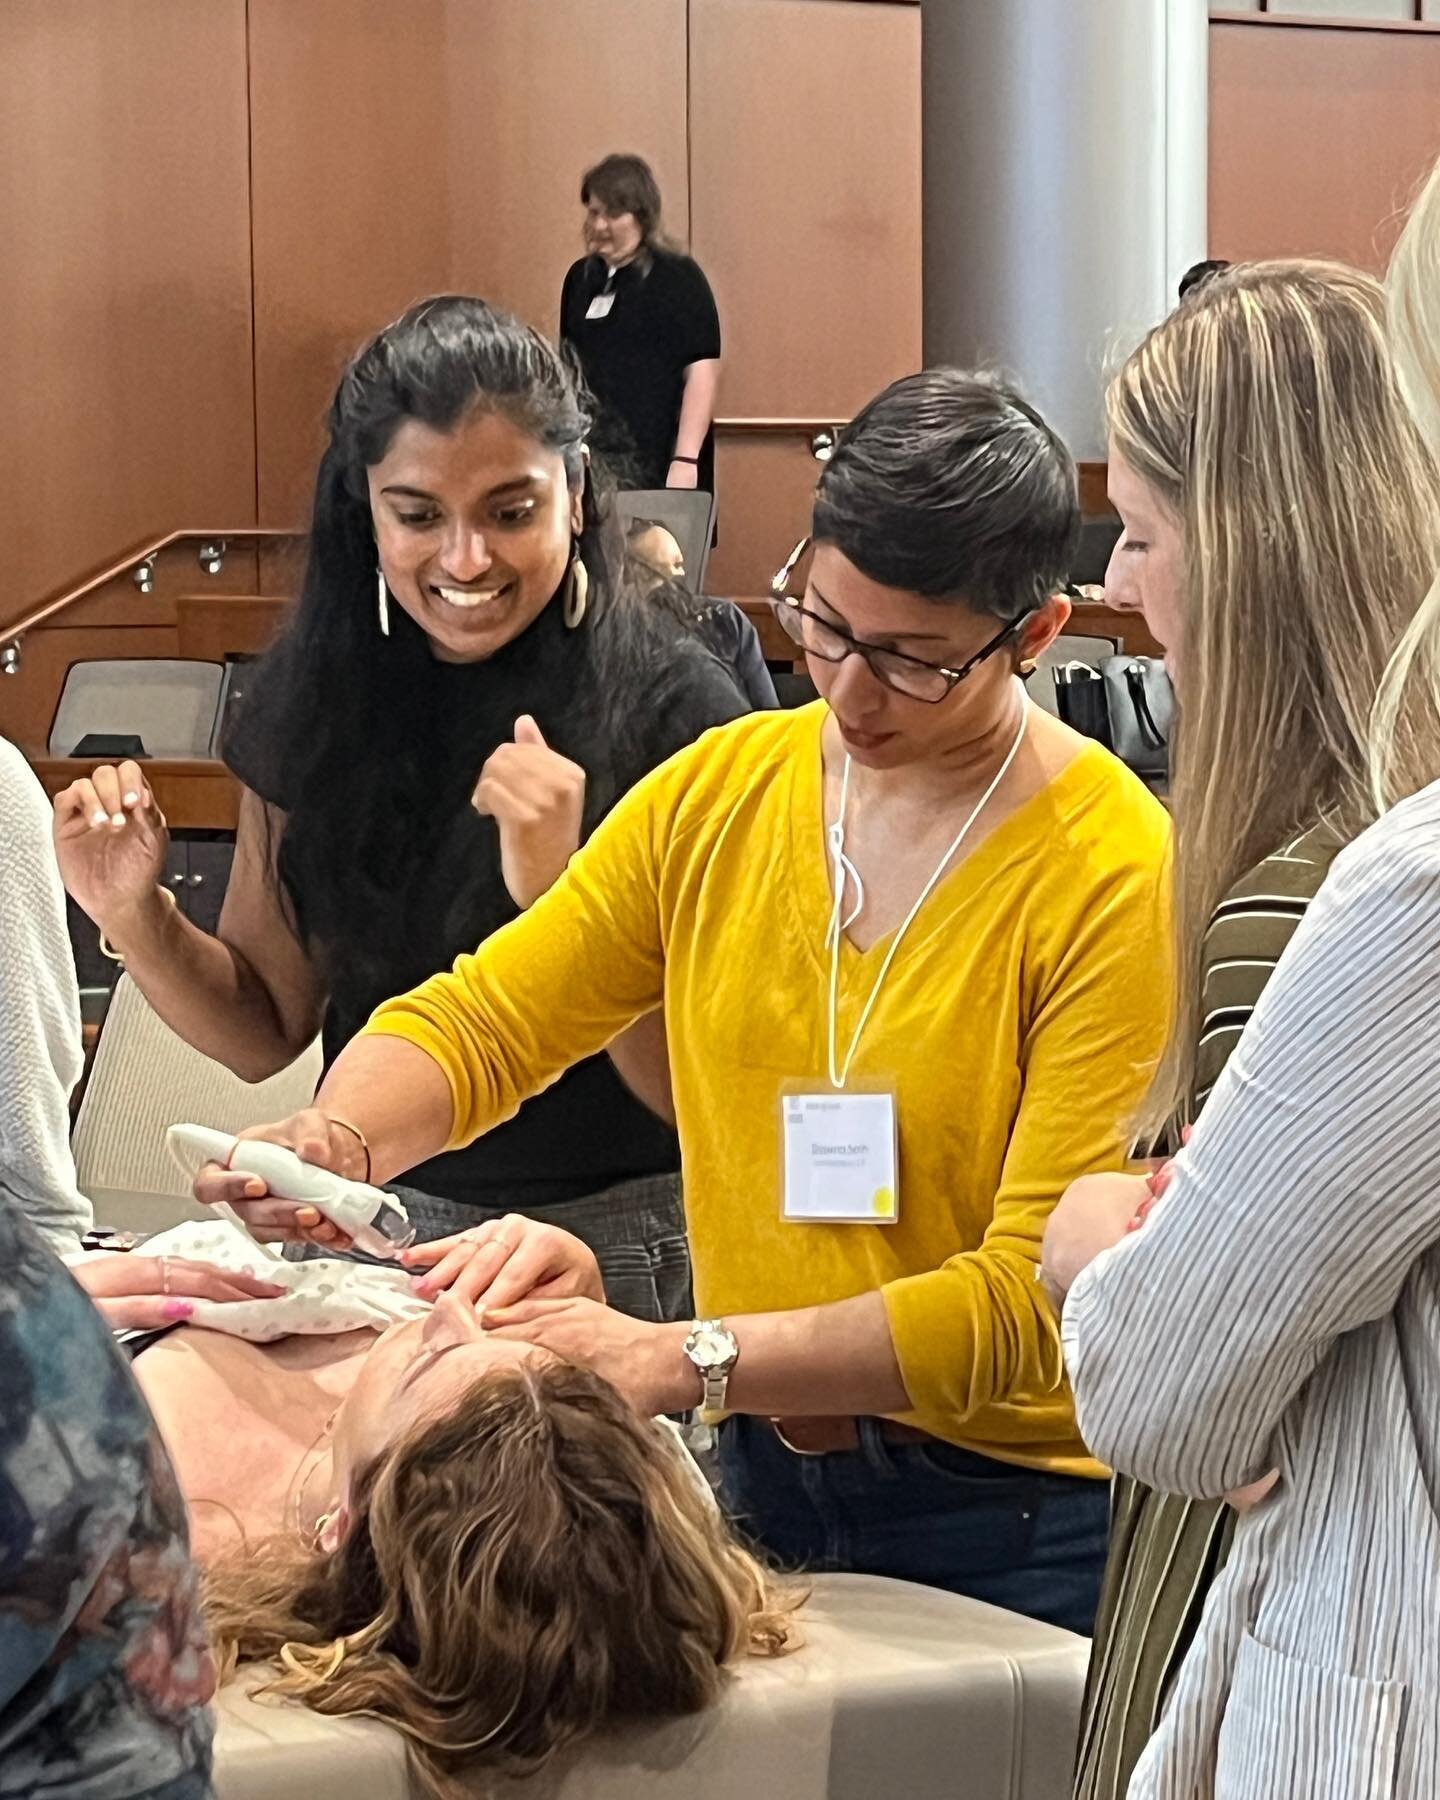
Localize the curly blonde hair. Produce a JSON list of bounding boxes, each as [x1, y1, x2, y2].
[[203, 1361, 798, 1797]]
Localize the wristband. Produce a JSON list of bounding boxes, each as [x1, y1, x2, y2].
[[670, 455, 700, 466], [99, 883, 179, 965], [325, 1115, 372, 1182]]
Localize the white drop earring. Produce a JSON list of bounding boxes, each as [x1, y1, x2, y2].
[[376, 565, 391, 637], [563, 551, 589, 629]]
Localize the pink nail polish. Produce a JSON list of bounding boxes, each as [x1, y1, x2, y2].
[[163, 1300, 194, 1321]]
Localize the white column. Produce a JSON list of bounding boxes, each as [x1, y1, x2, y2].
[[922, 0, 1208, 459]]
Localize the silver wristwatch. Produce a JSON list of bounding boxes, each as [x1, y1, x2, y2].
[[683, 1317, 739, 1412]]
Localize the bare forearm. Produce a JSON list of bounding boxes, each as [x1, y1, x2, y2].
[[674, 360, 720, 460], [655, 1290, 910, 1416], [314, 1034, 456, 1183], [606, 1011, 675, 1125], [102, 887, 309, 1080]]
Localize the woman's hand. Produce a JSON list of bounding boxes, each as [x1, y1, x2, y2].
[[53, 761, 170, 931], [666, 459, 699, 491], [190, 1108, 366, 1248], [402, 1212, 603, 1309], [73, 1253, 286, 1331], [1040, 1171, 1154, 1314], [1226, 1470, 1279, 1514], [483, 1296, 688, 1415], [471, 715, 586, 909]]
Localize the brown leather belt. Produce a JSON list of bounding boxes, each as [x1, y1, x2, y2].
[[765, 1415, 936, 1456]]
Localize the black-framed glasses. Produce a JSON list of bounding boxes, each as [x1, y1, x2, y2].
[[769, 536, 1030, 704]]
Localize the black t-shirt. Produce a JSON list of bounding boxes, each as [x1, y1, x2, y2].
[[225, 597, 750, 1213], [561, 249, 721, 494]]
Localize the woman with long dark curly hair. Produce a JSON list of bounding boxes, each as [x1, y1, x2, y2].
[[55, 296, 755, 1319]]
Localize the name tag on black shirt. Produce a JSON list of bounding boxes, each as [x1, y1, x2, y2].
[[586, 292, 616, 320]]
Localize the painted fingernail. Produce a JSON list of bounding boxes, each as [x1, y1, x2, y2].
[[245, 1178, 266, 1198], [410, 1277, 433, 1296], [91, 810, 108, 827], [163, 1300, 194, 1321], [295, 1206, 320, 1226], [122, 791, 139, 806], [259, 1283, 287, 1295]]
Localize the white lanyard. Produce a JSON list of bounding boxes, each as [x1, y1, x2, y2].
[[824, 684, 1030, 1090]]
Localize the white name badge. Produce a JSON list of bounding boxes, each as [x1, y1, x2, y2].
[[781, 1091, 898, 1224], [585, 292, 616, 320]]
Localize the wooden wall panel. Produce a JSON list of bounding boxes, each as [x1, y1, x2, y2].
[[0, 1, 256, 633], [248, 0, 689, 530], [1209, 20, 1440, 270], [691, 0, 921, 594], [689, 0, 922, 418], [706, 437, 823, 598]]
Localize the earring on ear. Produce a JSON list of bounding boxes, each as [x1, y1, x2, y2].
[[376, 566, 391, 637], [563, 551, 589, 629], [1019, 658, 1038, 677]]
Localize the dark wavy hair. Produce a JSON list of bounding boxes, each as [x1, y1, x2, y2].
[[223, 296, 723, 1002], [812, 369, 1080, 621], [580, 153, 666, 249]]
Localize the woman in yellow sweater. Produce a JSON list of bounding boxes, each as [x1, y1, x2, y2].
[[203, 370, 1171, 1632]]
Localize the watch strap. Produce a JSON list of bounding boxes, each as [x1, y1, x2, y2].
[[686, 1317, 738, 1413]]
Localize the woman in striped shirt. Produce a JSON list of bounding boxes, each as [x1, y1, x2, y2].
[[1052, 252, 1440, 1798]]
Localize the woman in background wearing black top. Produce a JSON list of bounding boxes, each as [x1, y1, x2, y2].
[[54, 297, 751, 1322], [561, 154, 722, 499]]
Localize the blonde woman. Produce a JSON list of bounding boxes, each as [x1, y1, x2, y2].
[[1045, 232, 1440, 1794], [130, 1226, 792, 1800]]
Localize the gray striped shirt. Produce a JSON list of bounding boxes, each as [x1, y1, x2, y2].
[[1063, 778, 1440, 1798]]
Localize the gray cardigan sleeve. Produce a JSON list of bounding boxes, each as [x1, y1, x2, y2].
[[0, 739, 92, 1253], [1062, 800, 1440, 1498]]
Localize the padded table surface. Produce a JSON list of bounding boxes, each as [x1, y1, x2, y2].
[[214, 1573, 1087, 1800]]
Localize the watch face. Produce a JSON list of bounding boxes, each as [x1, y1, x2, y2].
[[686, 1326, 733, 1366]]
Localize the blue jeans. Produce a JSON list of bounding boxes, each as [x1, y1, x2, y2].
[[717, 1414, 1109, 1636]]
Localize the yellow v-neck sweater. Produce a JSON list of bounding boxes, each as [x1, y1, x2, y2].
[[367, 704, 1173, 1476]]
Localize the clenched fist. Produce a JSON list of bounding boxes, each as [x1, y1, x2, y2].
[[471, 715, 586, 909]]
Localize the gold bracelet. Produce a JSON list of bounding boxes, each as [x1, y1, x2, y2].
[[325, 1115, 372, 1183], [98, 884, 179, 965]]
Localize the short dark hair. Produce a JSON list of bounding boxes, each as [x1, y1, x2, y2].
[[1178, 258, 1230, 302], [812, 369, 1080, 620], [581, 154, 664, 247]]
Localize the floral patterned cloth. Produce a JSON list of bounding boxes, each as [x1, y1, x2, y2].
[[0, 1191, 214, 1798]]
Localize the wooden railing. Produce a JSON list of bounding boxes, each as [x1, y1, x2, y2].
[[0, 527, 300, 650]]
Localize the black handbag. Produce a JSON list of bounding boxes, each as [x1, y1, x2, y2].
[[1052, 662, 1113, 751], [1053, 655, 1172, 777], [1102, 655, 1172, 776]]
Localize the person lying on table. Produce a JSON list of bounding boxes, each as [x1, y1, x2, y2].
[[196, 369, 1173, 1636], [125, 1214, 791, 1798]]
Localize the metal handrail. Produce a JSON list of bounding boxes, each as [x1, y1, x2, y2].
[[2, 526, 300, 646]]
